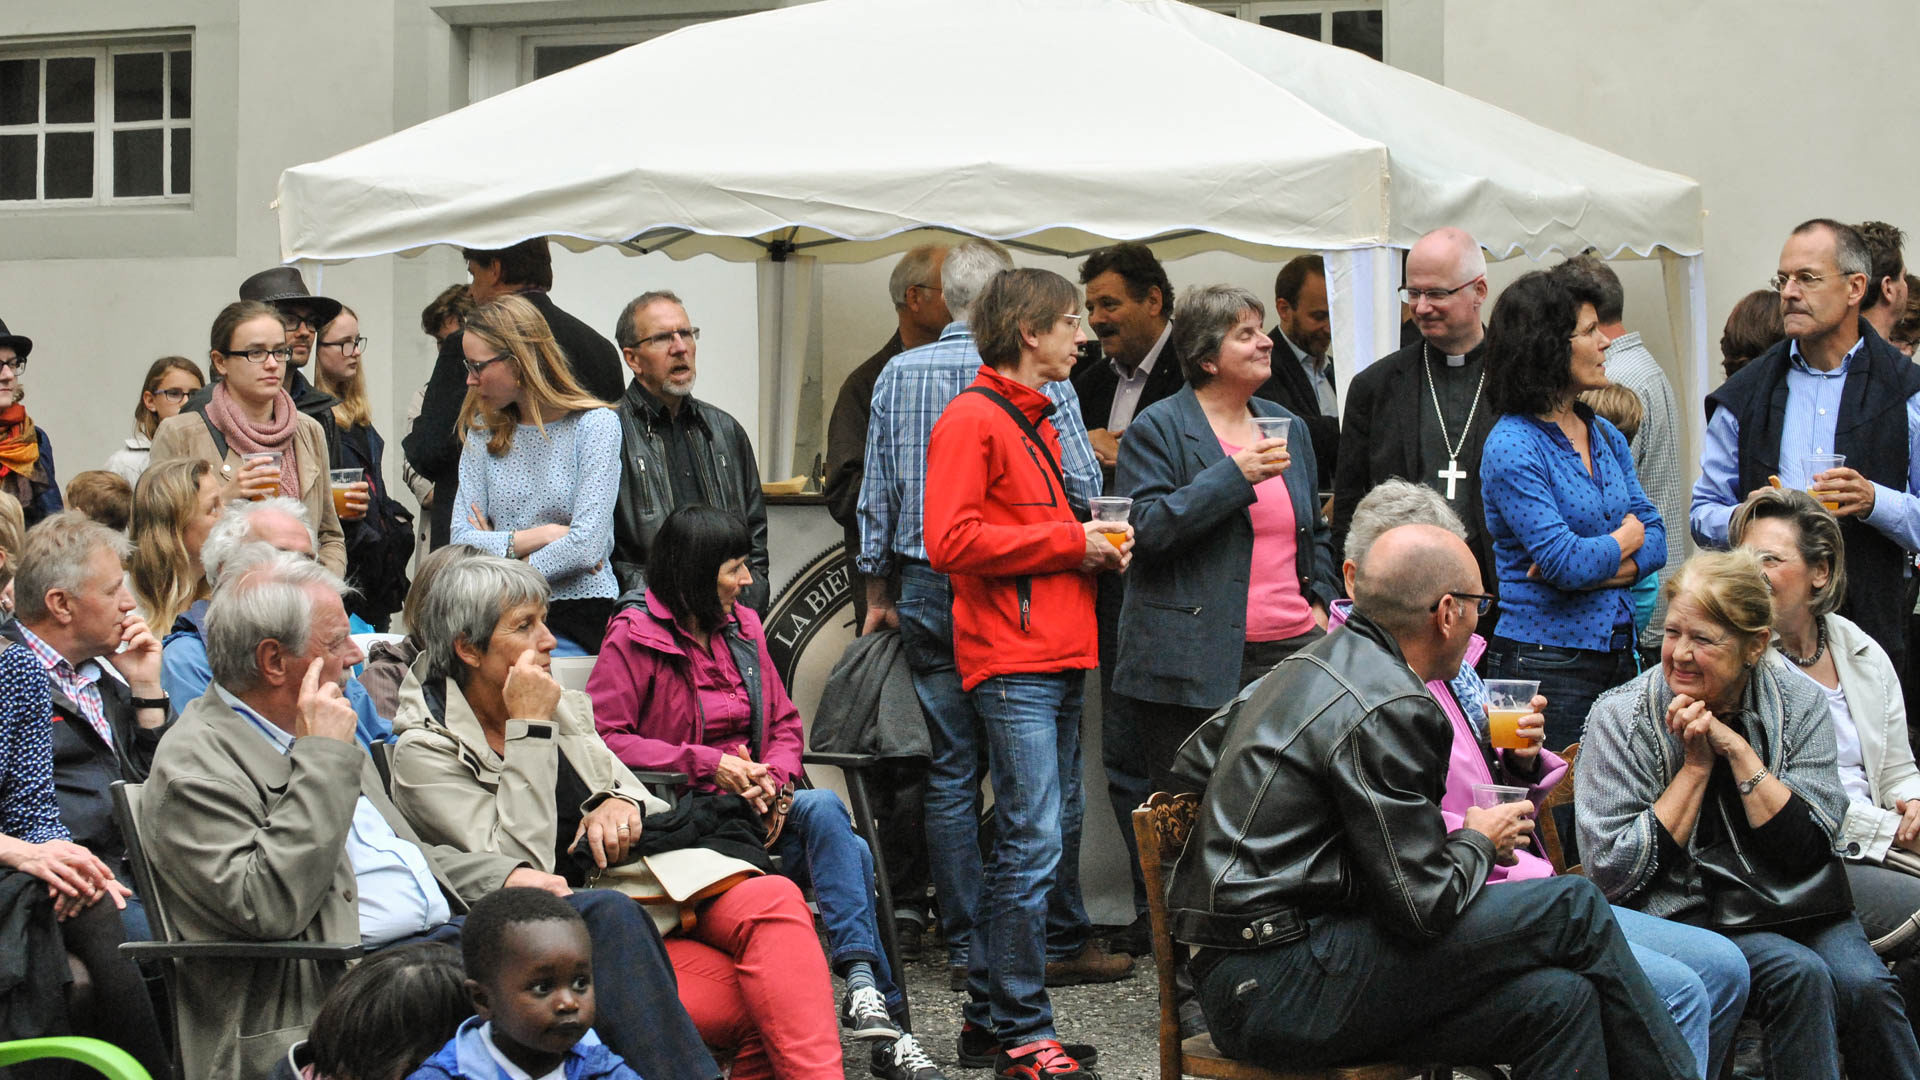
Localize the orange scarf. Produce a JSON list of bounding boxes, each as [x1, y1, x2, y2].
[[0, 404, 40, 478]]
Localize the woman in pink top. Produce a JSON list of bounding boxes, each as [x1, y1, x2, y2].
[[1113, 285, 1336, 792]]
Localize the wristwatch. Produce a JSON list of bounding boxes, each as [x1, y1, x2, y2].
[[1738, 766, 1769, 796]]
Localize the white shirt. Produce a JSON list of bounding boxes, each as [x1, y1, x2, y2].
[[1276, 326, 1338, 418], [1105, 321, 1173, 432], [482, 1022, 569, 1080], [1792, 666, 1875, 807], [220, 684, 451, 946]]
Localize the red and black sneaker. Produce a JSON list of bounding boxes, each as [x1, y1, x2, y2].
[[959, 1025, 1098, 1070], [994, 1039, 1100, 1080]]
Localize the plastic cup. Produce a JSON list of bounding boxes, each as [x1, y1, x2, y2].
[[1471, 783, 1531, 810], [1483, 678, 1541, 750], [1249, 416, 1292, 446], [1089, 495, 1132, 548], [245, 452, 283, 502], [1807, 453, 1846, 511], [330, 467, 365, 520]]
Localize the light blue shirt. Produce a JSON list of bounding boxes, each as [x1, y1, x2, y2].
[[1690, 338, 1920, 551], [220, 684, 449, 946]]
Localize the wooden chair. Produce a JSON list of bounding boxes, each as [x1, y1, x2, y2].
[[1535, 742, 1582, 876], [1131, 792, 1443, 1080]]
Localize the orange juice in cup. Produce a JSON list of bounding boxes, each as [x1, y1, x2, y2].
[[1483, 679, 1541, 750], [245, 452, 283, 502], [1806, 454, 1845, 512], [330, 468, 365, 520], [1089, 496, 1132, 548]]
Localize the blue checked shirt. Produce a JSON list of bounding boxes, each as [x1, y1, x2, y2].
[[857, 321, 1102, 576]]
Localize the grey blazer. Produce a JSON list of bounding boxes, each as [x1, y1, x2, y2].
[[1112, 386, 1336, 709]]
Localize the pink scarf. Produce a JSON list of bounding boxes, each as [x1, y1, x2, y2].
[[207, 381, 300, 499]]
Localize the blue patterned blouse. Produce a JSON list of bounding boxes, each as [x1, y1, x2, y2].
[[0, 642, 70, 844]]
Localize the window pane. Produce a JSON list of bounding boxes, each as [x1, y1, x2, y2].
[[532, 43, 629, 80], [113, 127, 161, 196], [1260, 13, 1322, 40], [114, 52, 164, 122], [45, 56, 94, 124], [170, 125, 190, 194], [1331, 10, 1384, 60], [0, 133, 34, 199], [0, 59, 37, 126], [45, 130, 92, 198], [169, 50, 191, 119]]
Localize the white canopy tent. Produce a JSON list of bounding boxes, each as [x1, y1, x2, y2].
[[276, 0, 1707, 478]]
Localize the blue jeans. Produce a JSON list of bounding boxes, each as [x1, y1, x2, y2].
[[1728, 912, 1920, 1080], [897, 563, 1091, 1029], [1484, 636, 1639, 751], [769, 786, 905, 1018], [1613, 905, 1749, 1079], [970, 669, 1089, 1045]]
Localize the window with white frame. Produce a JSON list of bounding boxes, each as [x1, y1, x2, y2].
[[0, 36, 192, 206], [1200, 1, 1384, 61]]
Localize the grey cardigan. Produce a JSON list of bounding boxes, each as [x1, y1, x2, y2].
[[1576, 654, 1849, 921], [1112, 386, 1336, 709]]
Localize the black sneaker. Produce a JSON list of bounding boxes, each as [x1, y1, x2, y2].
[[873, 1033, 946, 1080], [894, 915, 925, 961], [840, 985, 901, 1040], [958, 1025, 1098, 1070], [994, 1039, 1098, 1080], [1103, 914, 1152, 958]]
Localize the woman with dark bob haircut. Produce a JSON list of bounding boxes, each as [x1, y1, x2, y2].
[[1720, 288, 1787, 381], [269, 943, 472, 1080], [1479, 267, 1666, 749], [588, 504, 933, 1073]]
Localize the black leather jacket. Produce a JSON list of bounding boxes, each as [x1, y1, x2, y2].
[[1166, 612, 1495, 950], [611, 380, 771, 613]]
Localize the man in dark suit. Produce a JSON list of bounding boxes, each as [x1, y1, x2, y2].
[[1255, 254, 1339, 490], [1072, 242, 1185, 956], [404, 237, 625, 547], [1333, 227, 1499, 615]]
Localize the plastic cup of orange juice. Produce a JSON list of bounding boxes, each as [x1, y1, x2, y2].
[[330, 468, 365, 520], [1806, 454, 1845, 512], [1089, 496, 1132, 548], [1483, 679, 1541, 750]]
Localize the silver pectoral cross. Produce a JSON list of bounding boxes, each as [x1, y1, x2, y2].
[[1438, 458, 1467, 501]]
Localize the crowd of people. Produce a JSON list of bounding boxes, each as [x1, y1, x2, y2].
[[4, 214, 1920, 1080]]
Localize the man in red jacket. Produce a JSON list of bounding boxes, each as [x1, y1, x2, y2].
[[924, 268, 1130, 1080]]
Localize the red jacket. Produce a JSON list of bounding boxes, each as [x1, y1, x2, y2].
[[924, 366, 1097, 690]]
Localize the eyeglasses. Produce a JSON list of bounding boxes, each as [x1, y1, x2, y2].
[[1399, 276, 1484, 305], [0, 356, 26, 372], [463, 354, 510, 378], [1058, 313, 1084, 327], [1429, 591, 1496, 616], [633, 327, 700, 350], [320, 335, 368, 356], [1769, 270, 1853, 292], [152, 387, 192, 403], [278, 314, 317, 332], [218, 346, 295, 365]]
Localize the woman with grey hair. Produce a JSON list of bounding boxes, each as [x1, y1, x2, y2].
[[1732, 488, 1920, 986], [1112, 283, 1335, 791], [386, 554, 847, 1080]]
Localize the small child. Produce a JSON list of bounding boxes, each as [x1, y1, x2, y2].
[[271, 942, 471, 1080], [65, 469, 133, 532], [409, 888, 642, 1080], [1579, 383, 1660, 648]]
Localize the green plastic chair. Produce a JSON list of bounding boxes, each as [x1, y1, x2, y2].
[[0, 1036, 152, 1079]]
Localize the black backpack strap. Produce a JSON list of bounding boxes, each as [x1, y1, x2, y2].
[[960, 386, 1068, 505], [199, 409, 229, 460]]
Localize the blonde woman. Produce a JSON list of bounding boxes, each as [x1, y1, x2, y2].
[[127, 458, 222, 633], [450, 294, 619, 655], [105, 357, 205, 485], [314, 305, 414, 631], [0, 489, 22, 617]]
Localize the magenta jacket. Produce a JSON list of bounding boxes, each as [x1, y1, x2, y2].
[[1329, 600, 1566, 882], [587, 590, 806, 791]]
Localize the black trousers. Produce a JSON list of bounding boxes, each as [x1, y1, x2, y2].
[[384, 888, 719, 1080], [1195, 876, 1695, 1080], [1136, 629, 1322, 795]]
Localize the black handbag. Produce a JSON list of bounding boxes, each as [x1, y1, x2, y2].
[[1693, 765, 1852, 930]]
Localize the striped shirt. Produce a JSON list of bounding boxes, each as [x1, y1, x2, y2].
[[857, 321, 1102, 576]]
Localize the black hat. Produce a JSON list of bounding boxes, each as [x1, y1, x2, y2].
[[238, 267, 343, 328], [0, 317, 30, 360]]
